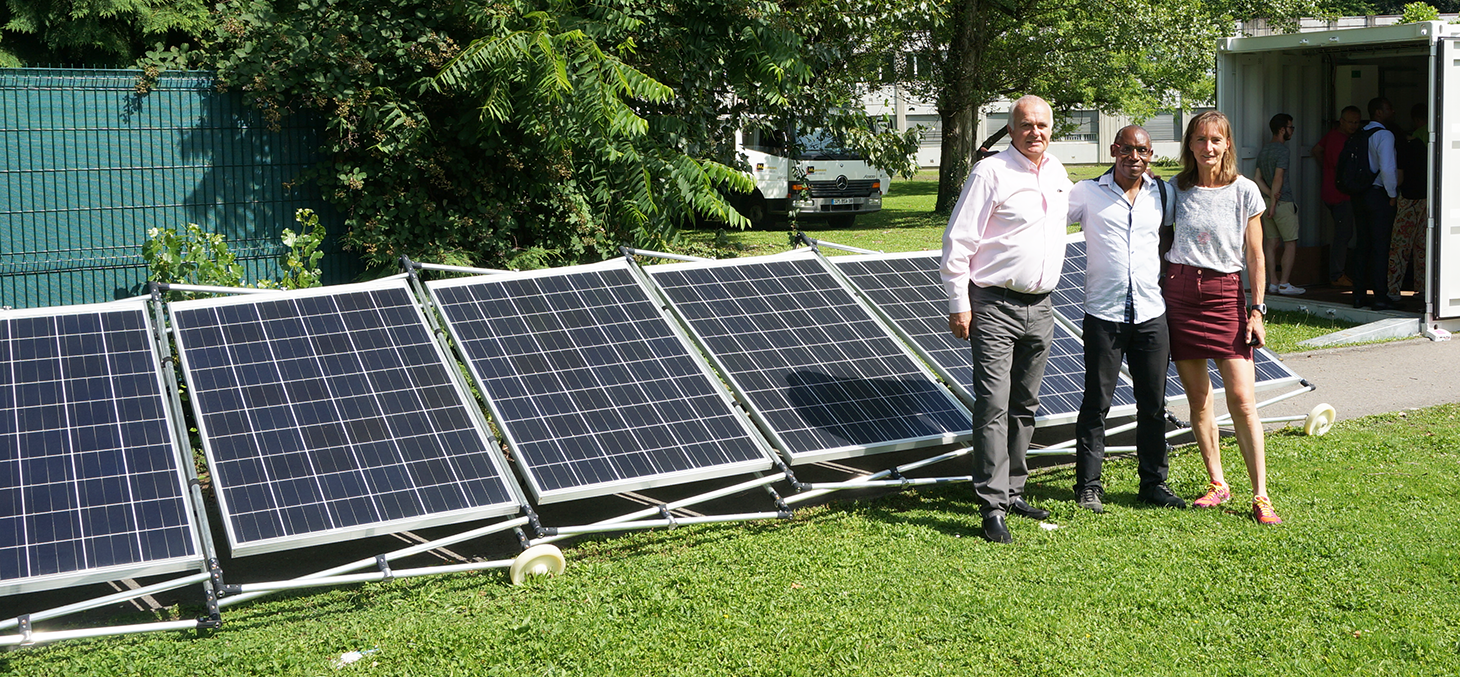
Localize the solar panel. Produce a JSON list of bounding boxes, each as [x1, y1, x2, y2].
[[426, 260, 774, 504], [1164, 348, 1305, 404], [830, 250, 1137, 425], [169, 280, 521, 557], [0, 303, 201, 596], [1052, 235, 1088, 328], [645, 249, 970, 464]]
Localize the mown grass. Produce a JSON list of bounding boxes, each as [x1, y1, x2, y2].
[[8, 404, 1459, 676]]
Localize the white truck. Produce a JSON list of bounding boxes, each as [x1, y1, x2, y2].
[[733, 126, 888, 228], [1217, 21, 1455, 336]]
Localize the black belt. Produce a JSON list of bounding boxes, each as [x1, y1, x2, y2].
[[972, 284, 1050, 305]]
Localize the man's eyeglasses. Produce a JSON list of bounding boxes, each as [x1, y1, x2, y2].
[[1115, 145, 1153, 158]]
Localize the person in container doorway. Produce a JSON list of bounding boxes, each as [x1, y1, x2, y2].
[[1253, 113, 1304, 296], [1311, 106, 1363, 287], [1163, 111, 1282, 525], [1351, 97, 1400, 310], [1067, 125, 1184, 513], [1388, 102, 1428, 307], [940, 95, 1069, 544]]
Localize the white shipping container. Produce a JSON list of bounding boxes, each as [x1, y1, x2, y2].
[[1217, 21, 1457, 330]]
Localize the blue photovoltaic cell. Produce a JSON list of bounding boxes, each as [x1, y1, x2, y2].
[[170, 283, 519, 556], [428, 263, 772, 503], [1164, 348, 1303, 402], [832, 252, 1137, 420], [1052, 238, 1088, 327], [0, 306, 199, 596], [647, 252, 969, 461]]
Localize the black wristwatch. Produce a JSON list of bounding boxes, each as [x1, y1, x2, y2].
[[1248, 303, 1267, 316]]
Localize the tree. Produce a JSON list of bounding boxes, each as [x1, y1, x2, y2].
[[876, 0, 1352, 213], [195, 0, 915, 272], [0, 0, 208, 66]]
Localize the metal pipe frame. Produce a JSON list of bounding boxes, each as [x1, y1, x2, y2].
[[411, 262, 511, 275], [619, 247, 713, 262], [527, 446, 975, 547], [0, 619, 204, 648], [797, 236, 881, 255], [0, 572, 211, 632], [228, 559, 517, 594], [218, 516, 531, 608], [543, 512, 790, 537]]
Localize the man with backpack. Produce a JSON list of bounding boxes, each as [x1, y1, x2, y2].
[[1341, 97, 1400, 310], [1311, 106, 1363, 287]]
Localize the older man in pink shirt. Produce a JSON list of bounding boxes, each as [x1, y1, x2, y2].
[[941, 95, 1070, 543]]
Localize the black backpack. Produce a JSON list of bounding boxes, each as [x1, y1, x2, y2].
[[1335, 126, 1380, 196]]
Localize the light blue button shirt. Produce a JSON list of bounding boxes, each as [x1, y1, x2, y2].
[[1067, 172, 1172, 325]]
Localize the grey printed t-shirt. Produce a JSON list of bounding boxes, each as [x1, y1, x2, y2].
[[1255, 142, 1293, 203], [1165, 176, 1265, 274]]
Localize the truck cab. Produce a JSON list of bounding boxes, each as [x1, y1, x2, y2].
[[735, 126, 889, 228]]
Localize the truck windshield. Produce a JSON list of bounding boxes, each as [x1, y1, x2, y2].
[[795, 129, 863, 161]]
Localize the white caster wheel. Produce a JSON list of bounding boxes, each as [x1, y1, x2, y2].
[[509, 544, 565, 585], [1303, 403, 1337, 436]]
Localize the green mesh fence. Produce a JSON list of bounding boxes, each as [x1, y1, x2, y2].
[[0, 68, 362, 308]]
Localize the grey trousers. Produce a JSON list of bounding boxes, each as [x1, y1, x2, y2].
[[968, 284, 1054, 518]]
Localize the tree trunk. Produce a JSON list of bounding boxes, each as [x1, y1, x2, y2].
[[934, 0, 985, 215]]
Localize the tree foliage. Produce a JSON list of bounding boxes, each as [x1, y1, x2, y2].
[[182, 0, 912, 272], [0, 0, 208, 66], [875, 0, 1360, 213]]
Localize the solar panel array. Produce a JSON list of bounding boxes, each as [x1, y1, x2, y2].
[[646, 250, 970, 463], [831, 250, 1137, 424], [427, 261, 773, 504], [0, 304, 200, 596], [170, 281, 521, 557]]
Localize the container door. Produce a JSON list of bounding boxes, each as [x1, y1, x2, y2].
[[1434, 38, 1460, 318]]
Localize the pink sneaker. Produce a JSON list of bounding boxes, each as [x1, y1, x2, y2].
[[1252, 496, 1283, 525], [1193, 481, 1231, 508]]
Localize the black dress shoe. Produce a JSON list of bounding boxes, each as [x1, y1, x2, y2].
[[1371, 299, 1396, 311], [1009, 497, 1050, 521], [1137, 483, 1187, 509], [982, 515, 1012, 543], [1353, 294, 1370, 309]]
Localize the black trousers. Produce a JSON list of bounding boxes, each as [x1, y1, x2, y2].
[[1073, 314, 1170, 493], [1351, 186, 1396, 301]]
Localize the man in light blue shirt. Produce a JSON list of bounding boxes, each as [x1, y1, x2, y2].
[[1066, 126, 1183, 513], [1352, 97, 1400, 310]]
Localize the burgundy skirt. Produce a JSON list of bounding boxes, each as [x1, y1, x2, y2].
[[1163, 263, 1253, 361]]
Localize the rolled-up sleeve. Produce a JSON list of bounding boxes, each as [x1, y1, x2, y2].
[[941, 170, 995, 313]]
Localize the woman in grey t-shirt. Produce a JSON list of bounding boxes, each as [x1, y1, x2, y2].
[[1163, 111, 1282, 525]]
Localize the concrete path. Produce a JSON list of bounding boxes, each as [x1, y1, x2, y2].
[[1157, 336, 1460, 434], [1257, 336, 1460, 424]]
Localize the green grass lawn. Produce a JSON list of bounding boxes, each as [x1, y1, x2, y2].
[[8, 404, 1459, 676]]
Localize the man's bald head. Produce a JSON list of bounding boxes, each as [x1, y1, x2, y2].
[[1110, 125, 1153, 188], [1007, 95, 1054, 163], [1114, 125, 1151, 147]]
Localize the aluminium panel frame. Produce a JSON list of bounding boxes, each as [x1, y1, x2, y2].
[[423, 257, 778, 505], [642, 248, 972, 466], [0, 300, 207, 597], [168, 278, 526, 558]]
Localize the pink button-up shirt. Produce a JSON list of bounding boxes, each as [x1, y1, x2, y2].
[[940, 146, 1072, 313]]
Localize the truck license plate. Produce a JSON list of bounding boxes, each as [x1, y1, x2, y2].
[[831, 198, 854, 205]]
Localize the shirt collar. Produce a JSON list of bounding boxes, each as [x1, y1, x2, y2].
[[1096, 170, 1155, 192]]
